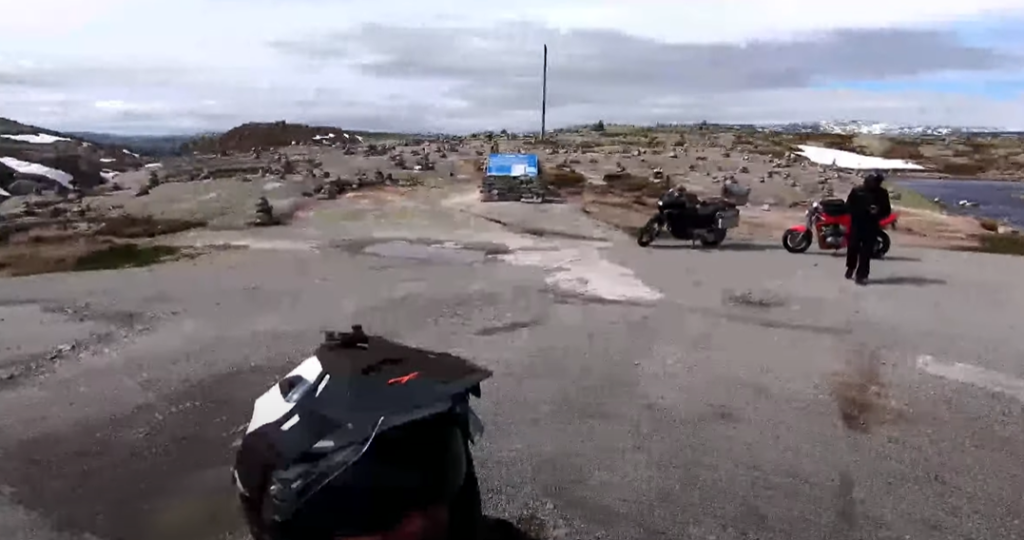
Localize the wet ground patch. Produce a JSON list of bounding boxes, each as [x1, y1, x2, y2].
[[466, 211, 608, 242], [691, 304, 852, 337], [473, 317, 544, 337], [333, 238, 511, 264], [828, 350, 903, 433], [723, 288, 787, 309]]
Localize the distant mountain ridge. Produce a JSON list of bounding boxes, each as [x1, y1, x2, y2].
[[552, 120, 1020, 137], [759, 120, 1013, 137], [66, 132, 213, 157]]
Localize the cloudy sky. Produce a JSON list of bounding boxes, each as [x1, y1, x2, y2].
[[3, 0, 1024, 134]]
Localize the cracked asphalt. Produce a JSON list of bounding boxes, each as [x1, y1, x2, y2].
[[1, 200, 1023, 540]]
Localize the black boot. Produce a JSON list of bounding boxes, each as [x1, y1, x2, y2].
[[845, 268, 854, 280]]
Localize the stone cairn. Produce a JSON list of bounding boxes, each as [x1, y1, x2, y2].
[[251, 196, 278, 226], [136, 170, 161, 197]]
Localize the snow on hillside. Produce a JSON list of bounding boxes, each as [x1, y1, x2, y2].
[[1, 118, 150, 190], [794, 145, 926, 170], [0, 185, 10, 197], [0, 157, 75, 188], [1, 133, 74, 144]]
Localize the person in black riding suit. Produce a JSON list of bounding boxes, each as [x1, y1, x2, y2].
[[233, 326, 540, 540], [660, 185, 699, 211], [844, 171, 892, 285]]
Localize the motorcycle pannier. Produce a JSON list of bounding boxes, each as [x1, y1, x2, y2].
[[819, 198, 848, 216]]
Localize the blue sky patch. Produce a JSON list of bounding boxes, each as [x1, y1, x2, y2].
[[821, 16, 1024, 101]]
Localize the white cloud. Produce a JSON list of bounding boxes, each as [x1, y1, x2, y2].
[[1, 0, 1024, 133]]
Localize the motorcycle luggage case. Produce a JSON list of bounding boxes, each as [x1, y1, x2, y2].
[[716, 207, 740, 229], [819, 198, 848, 216]]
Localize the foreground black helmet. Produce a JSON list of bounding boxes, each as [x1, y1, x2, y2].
[[233, 325, 492, 540], [864, 170, 885, 184]]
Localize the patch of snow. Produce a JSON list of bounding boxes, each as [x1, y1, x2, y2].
[[122, 149, 140, 158], [100, 157, 115, 163], [794, 145, 925, 170], [499, 246, 663, 302], [343, 133, 350, 139], [917, 355, 1024, 403], [0, 186, 10, 197], [100, 170, 119, 181], [144, 163, 163, 169], [355, 135, 364, 143], [312, 133, 335, 141], [0, 133, 72, 144], [263, 181, 284, 191], [0, 157, 74, 188]]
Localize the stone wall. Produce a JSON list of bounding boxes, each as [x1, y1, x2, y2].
[[480, 175, 548, 202]]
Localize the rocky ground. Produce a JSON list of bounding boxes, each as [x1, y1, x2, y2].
[[2, 188, 1024, 540], [2, 118, 1024, 540], [5, 121, 1019, 279]]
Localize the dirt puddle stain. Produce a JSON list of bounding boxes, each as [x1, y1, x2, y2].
[[829, 351, 901, 433]]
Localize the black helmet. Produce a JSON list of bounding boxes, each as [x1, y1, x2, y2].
[[233, 325, 492, 540]]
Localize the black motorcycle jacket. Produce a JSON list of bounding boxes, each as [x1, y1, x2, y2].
[[845, 184, 891, 229]]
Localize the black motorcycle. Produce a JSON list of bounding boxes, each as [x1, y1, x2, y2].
[[636, 193, 741, 247]]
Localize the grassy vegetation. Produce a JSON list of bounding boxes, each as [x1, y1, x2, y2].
[[1, 241, 185, 277], [890, 186, 943, 211], [72, 244, 181, 271], [958, 233, 1024, 256], [978, 218, 1000, 233], [91, 215, 206, 239], [599, 173, 667, 197], [542, 168, 587, 190], [1, 214, 202, 277]]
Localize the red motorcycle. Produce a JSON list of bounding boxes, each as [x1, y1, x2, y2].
[[781, 198, 897, 257]]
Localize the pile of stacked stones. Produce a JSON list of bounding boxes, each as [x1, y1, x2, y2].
[[480, 174, 548, 202], [251, 196, 278, 226]]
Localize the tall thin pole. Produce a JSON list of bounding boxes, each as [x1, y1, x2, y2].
[[541, 44, 548, 139]]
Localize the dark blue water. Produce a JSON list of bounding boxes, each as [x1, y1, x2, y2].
[[895, 179, 1024, 229]]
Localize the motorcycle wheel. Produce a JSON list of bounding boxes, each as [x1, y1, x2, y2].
[[873, 230, 891, 259], [700, 229, 727, 247], [782, 229, 812, 253], [637, 218, 659, 247]]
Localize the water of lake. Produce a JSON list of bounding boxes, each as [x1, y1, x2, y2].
[[894, 179, 1024, 229]]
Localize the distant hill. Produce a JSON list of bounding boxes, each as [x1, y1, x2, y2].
[[181, 121, 365, 153], [0, 117, 145, 194], [67, 132, 208, 157]]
